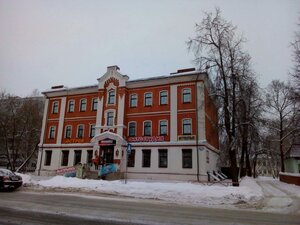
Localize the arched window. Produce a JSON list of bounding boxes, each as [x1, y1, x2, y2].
[[107, 90, 115, 105]]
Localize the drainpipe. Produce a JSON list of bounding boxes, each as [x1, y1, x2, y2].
[[195, 73, 200, 182]]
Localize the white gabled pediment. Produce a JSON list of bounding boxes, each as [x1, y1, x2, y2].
[[97, 65, 129, 89], [91, 131, 127, 145]]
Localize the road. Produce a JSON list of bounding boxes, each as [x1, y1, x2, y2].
[[0, 191, 299, 225]]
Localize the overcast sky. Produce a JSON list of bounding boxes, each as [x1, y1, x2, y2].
[[0, 0, 299, 96]]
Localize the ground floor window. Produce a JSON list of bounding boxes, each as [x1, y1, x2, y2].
[[74, 150, 82, 165], [182, 149, 192, 168], [61, 150, 69, 166], [127, 149, 135, 167], [158, 149, 168, 168], [44, 150, 52, 166], [142, 149, 151, 167]]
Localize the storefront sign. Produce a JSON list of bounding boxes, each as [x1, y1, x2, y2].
[[98, 163, 118, 176], [98, 139, 116, 146], [65, 139, 84, 144], [127, 136, 164, 142]]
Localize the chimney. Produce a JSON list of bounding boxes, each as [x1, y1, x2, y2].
[[107, 65, 120, 72], [170, 68, 195, 75]]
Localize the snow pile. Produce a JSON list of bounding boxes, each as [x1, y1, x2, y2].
[[27, 175, 264, 207], [16, 172, 37, 186]]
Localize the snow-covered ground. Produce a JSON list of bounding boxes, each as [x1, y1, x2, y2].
[[17, 173, 300, 213]]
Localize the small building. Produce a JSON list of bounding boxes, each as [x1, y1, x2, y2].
[[36, 66, 220, 181], [285, 142, 300, 173]]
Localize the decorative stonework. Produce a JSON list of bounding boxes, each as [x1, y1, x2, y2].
[[98, 90, 104, 100], [118, 87, 126, 99], [104, 77, 119, 89]]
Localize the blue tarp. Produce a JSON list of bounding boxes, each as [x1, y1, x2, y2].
[[98, 164, 118, 176]]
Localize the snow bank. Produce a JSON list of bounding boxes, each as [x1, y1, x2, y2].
[[27, 175, 263, 207], [16, 172, 37, 186]]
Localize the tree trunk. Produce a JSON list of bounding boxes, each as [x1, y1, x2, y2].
[[280, 115, 285, 172], [229, 149, 239, 186]]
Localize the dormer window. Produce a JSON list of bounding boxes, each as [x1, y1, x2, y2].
[[108, 90, 115, 105]]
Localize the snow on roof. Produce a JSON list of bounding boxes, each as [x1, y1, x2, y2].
[[42, 69, 205, 95]]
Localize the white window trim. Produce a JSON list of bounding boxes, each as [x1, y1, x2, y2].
[[49, 126, 56, 139], [91, 98, 98, 111], [79, 98, 87, 112], [144, 92, 153, 106], [159, 90, 168, 105], [143, 120, 152, 136], [52, 101, 59, 114], [129, 93, 138, 108], [182, 118, 192, 135], [182, 88, 192, 103], [76, 124, 84, 138], [89, 124, 95, 138], [128, 121, 137, 137], [104, 109, 116, 127], [68, 99, 75, 112], [158, 119, 168, 136], [65, 125, 72, 138], [107, 89, 116, 105]]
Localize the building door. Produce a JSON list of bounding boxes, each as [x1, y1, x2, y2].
[[100, 146, 114, 165]]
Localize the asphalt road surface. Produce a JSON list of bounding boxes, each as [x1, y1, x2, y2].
[[0, 191, 299, 225]]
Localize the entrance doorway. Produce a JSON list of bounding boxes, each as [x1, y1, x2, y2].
[[100, 146, 114, 165]]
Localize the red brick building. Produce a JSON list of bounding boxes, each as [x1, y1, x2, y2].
[[36, 66, 219, 181]]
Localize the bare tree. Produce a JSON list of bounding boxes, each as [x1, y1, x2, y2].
[[188, 8, 259, 185], [0, 90, 43, 171], [265, 80, 299, 172], [291, 20, 300, 89]]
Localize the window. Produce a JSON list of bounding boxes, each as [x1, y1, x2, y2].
[[49, 126, 55, 139], [130, 94, 137, 107], [159, 120, 168, 136], [144, 92, 152, 106], [182, 88, 191, 103], [160, 91, 168, 105], [127, 149, 135, 167], [77, 125, 84, 138], [74, 150, 82, 165], [87, 150, 93, 164], [92, 98, 98, 111], [65, 125, 72, 139], [108, 90, 115, 104], [159, 149, 168, 168], [182, 149, 192, 168], [68, 100, 75, 112], [128, 122, 136, 137], [183, 119, 192, 135], [80, 99, 87, 112], [52, 101, 59, 114], [107, 112, 114, 126], [89, 124, 95, 138], [142, 150, 151, 167], [61, 150, 69, 166], [44, 150, 52, 166], [144, 121, 151, 136]]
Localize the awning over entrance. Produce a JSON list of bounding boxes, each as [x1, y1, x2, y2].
[[91, 131, 127, 146]]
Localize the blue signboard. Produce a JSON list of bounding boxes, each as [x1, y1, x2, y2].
[[98, 163, 118, 176]]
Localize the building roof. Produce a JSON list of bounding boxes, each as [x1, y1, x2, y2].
[[42, 66, 210, 97]]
